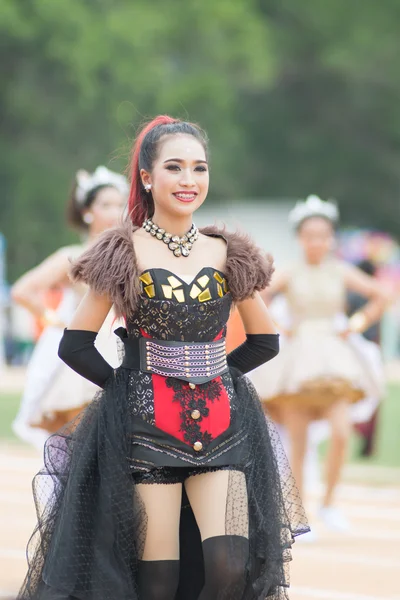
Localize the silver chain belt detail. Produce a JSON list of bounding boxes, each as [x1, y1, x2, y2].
[[139, 337, 228, 384]]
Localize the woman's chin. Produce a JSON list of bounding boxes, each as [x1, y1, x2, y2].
[[169, 199, 203, 217]]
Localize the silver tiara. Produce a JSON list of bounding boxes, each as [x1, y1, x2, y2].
[[288, 195, 339, 228], [75, 166, 129, 205]]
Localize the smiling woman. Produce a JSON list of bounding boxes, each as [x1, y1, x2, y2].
[[18, 116, 309, 600]]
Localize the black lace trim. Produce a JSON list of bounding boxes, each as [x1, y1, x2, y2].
[[166, 377, 224, 448], [126, 294, 232, 342], [126, 371, 155, 424]]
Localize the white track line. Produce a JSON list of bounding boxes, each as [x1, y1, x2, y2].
[[337, 505, 400, 521], [308, 485, 400, 503], [0, 459, 42, 473], [292, 587, 400, 600], [347, 529, 400, 541], [295, 547, 400, 569], [0, 515, 34, 528], [306, 503, 400, 522], [0, 590, 19, 599], [0, 548, 25, 560], [0, 492, 32, 506]]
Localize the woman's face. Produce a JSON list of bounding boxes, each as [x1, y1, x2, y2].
[[141, 134, 209, 220], [297, 217, 335, 263], [85, 186, 126, 234]]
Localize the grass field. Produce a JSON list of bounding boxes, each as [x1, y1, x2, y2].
[[1, 384, 400, 467]]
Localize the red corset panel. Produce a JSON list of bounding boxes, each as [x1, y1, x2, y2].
[[142, 329, 231, 451]]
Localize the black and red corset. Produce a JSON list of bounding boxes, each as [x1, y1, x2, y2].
[[118, 267, 240, 459]]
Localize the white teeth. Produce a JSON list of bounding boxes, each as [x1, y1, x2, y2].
[[175, 193, 196, 200]]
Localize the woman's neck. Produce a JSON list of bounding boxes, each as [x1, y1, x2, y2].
[[304, 255, 328, 266], [87, 229, 100, 243], [150, 212, 193, 237]]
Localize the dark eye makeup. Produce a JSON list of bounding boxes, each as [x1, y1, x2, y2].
[[165, 164, 208, 172]]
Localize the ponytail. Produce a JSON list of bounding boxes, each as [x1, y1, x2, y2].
[[128, 115, 177, 226]]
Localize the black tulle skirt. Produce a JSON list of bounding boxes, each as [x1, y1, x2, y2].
[[18, 368, 309, 600]]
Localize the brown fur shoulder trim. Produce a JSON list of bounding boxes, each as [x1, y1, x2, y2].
[[70, 222, 140, 318], [200, 225, 275, 302]]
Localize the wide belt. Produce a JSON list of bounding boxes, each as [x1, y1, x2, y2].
[[115, 328, 228, 384]]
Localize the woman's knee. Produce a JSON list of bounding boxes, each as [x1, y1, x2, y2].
[[330, 417, 351, 446], [330, 426, 350, 449], [137, 560, 179, 600], [202, 535, 248, 593]]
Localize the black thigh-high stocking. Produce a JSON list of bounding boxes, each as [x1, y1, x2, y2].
[[198, 535, 249, 600], [137, 560, 180, 600]]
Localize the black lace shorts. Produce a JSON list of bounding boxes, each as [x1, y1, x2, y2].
[[132, 465, 237, 485]]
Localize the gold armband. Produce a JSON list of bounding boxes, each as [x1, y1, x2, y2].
[[42, 309, 64, 328], [348, 312, 368, 334]]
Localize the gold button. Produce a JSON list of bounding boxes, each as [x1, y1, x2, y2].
[[191, 409, 201, 420], [189, 382, 196, 390], [193, 441, 203, 452]]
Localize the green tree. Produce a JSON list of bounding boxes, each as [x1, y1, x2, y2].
[[1, 0, 400, 281], [0, 0, 273, 280]]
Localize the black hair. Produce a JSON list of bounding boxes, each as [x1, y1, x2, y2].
[[66, 183, 115, 231], [357, 259, 377, 276]]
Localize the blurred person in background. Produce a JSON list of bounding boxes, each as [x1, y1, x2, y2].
[[18, 116, 309, 600], [347, 259, 383, 457], [251, 195, 389, 533], [11, 166, 127, 448]]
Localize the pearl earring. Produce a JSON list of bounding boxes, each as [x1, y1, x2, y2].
[[83, 213, 94, 224], [144, 184, 152, 193]]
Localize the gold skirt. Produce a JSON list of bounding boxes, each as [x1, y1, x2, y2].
[[249, 319, 380, 421]]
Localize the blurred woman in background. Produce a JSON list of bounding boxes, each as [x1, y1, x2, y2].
[[11, 166, 127, 448], [251, 195, 389, 531], [347, 259, 383, 456]]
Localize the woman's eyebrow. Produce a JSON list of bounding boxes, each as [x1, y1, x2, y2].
[[163, 158, 208, 164]]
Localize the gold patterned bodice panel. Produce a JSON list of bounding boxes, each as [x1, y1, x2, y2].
[[138, 267, 229, 304], [286, 259, 346, 323]]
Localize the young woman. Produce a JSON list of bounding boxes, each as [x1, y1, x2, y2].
[[19, 116, 309, 600], [251, 195, 388, 531], [11, 167, 127, 447]]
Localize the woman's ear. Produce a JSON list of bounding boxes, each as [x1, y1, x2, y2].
[[140, 168, 151, 189]]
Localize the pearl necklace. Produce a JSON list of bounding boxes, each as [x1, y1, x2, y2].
[[142, 219, 199, 257]]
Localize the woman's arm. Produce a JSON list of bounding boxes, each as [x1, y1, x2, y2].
[[11, 247, 74, 325], [343, 263, 392, 333], [58, 289, 115, 388], [236, 293, 277, 334], [68, 288, 113, 332], [260, 270, 289, 304], [227, 293, 279, 374]]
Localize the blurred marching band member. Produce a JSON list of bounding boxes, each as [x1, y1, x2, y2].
[[250, 195, 389, 531], [347, 259, 383, 456], [11, 167, 127, 448]]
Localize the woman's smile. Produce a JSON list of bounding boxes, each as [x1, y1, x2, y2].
[[172, 191, 198, 203]]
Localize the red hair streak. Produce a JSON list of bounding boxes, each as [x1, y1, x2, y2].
[[128, 115, 177, 226]]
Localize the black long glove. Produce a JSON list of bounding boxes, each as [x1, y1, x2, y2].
[[227, 333, 279, 375], [58, 329, 113, 388]]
